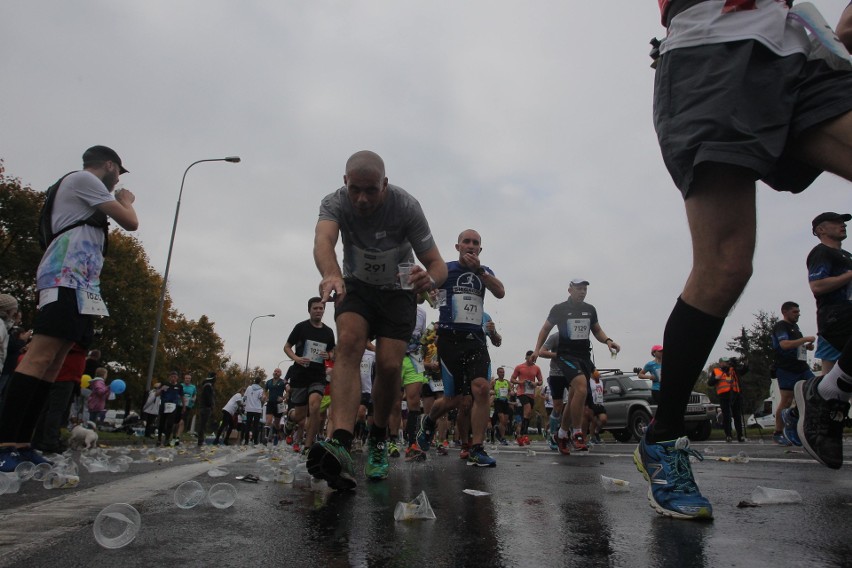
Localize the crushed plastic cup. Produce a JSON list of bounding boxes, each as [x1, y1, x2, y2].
[[394, 490, 436, 521], [108, 457, 130, 473], [0, 473, 10, 495], [174, 480, 205, 509], [526, 448, 537, 457], [32, 462, 53, 481], [276, 468, 295, 484], [93, 503, 141, 549], [43, 471, 80, 490], [208, 483, 237, 509], [600, 475, 630, 493], [310, 477, 326, 491], [2, 472, 21, 494], [207, 467, 228, 478], [751, 486, 802, 505], [732, 451, 749, 464], [14, 461, 36, 481], [703, 447, 715, 455]]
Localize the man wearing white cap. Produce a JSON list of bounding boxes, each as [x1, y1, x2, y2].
[[532, 279, 620, 454], [0, 146, 138, 472]]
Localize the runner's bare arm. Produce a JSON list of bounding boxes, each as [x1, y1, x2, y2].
[[413, 244, 448, 293], [97, 189, 138, 230], [314, 219, 345, 302]]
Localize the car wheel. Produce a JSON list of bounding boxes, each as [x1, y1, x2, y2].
[[629, 409, 651, 441], [611, 429, 633, 443], [687, 420, 712, 442]]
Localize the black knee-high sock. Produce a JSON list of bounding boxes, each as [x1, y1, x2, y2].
[[20, 379, 53, 444], [649, 297, 725, 443], [406, 410, 420, 446], [0, 373, 48, 443]]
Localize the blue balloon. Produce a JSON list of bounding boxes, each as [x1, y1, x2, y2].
[[110, 379, 126, 395]]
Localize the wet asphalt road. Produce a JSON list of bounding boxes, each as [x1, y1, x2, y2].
[[2, 436, 852, 568]]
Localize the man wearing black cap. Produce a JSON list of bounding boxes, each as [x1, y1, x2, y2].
[[792, 212, 852, 470], [532, 279, 621, 454], [0, 146, 138, 472]]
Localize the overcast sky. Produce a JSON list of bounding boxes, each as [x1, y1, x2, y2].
[[2, 1, 849, 381]]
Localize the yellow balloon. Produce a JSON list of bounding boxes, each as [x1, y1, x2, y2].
[[81, 374, 92, 388]]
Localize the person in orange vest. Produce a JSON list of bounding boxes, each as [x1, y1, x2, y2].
[[711, 357, 746, 443]]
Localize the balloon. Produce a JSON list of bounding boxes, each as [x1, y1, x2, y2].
[[81, 374, 92, 388], [110, 379, 126, 395]]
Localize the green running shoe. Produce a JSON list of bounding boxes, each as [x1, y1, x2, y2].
[[365, 437, 389, 480], [306, 438, 357, 491]]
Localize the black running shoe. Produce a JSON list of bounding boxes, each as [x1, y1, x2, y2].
[[795, 376, 849, 470], [306, 439, 357, 490]]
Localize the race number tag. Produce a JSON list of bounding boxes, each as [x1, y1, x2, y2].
[[498, 386, 509, 398], [435, 289, 447, 307], [76, 289, 110, 317], [304, 340, 327, 364], [524, 380, 536, 395], [277, 402, 287, 414], [567, 318, 590, 340], [352, 246, 398, 285], [428, 376, 444, 392], [452, 294, 483, 325], [797, 345, 808, 361], [408, 352, 425, 374], [164, 402, 177, 414], [38, 287, 59, 309]]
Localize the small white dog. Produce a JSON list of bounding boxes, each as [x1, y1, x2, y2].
[[69, 421, 99, 450]]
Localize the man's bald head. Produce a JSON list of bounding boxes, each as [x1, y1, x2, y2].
[[345, 151, 385, 178]]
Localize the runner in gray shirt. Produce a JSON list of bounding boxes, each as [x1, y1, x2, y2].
[[308, 150, 447, 491]]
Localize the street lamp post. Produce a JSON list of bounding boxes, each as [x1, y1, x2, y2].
[[245, 314, 275, 378], [144, 156, 241, 391]]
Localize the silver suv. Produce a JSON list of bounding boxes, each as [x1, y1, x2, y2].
[[598, 370, 716, 442]]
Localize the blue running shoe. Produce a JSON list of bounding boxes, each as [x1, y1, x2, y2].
[[634, 434, 713, 520], [416, 415, 435, 455], [772, 432, 792, 447], [548, 434, 558, 451], [306, 439, 357, 491], [466, 446, 496, 467], [781, 408, 801, 446], [0, 447, 24, 473], [549, 415, 560, 436]]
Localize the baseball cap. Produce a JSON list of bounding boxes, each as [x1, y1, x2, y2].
[[569, 278, 590, 287], [811, 212, 850, 235], [651, 345, 663, 354], [82, 145, 129, 174]]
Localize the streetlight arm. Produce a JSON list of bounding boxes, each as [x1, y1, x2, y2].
[[144, 156, 241, 392], [245, 313, 275, 378]]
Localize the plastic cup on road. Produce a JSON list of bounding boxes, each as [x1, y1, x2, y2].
[[93, 503, 141, 549], [208, 483, 237, 509], [43, 471, 80, 490], [14, 461, 36, 481], [32, 462, 53, 481], [174, 480, 205, 509], [398, 263, 414, 290], [276, 468, 295, 484], [2, 472, 21, 494], [0, 473, 10, 495], [600, 475, 630, 493], [258, 465, 276, 482]]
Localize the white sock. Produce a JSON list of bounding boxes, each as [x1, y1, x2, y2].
[[572, 428, 582, 436], [558, 428, 568, 439], [817, 364, 852, 402]]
